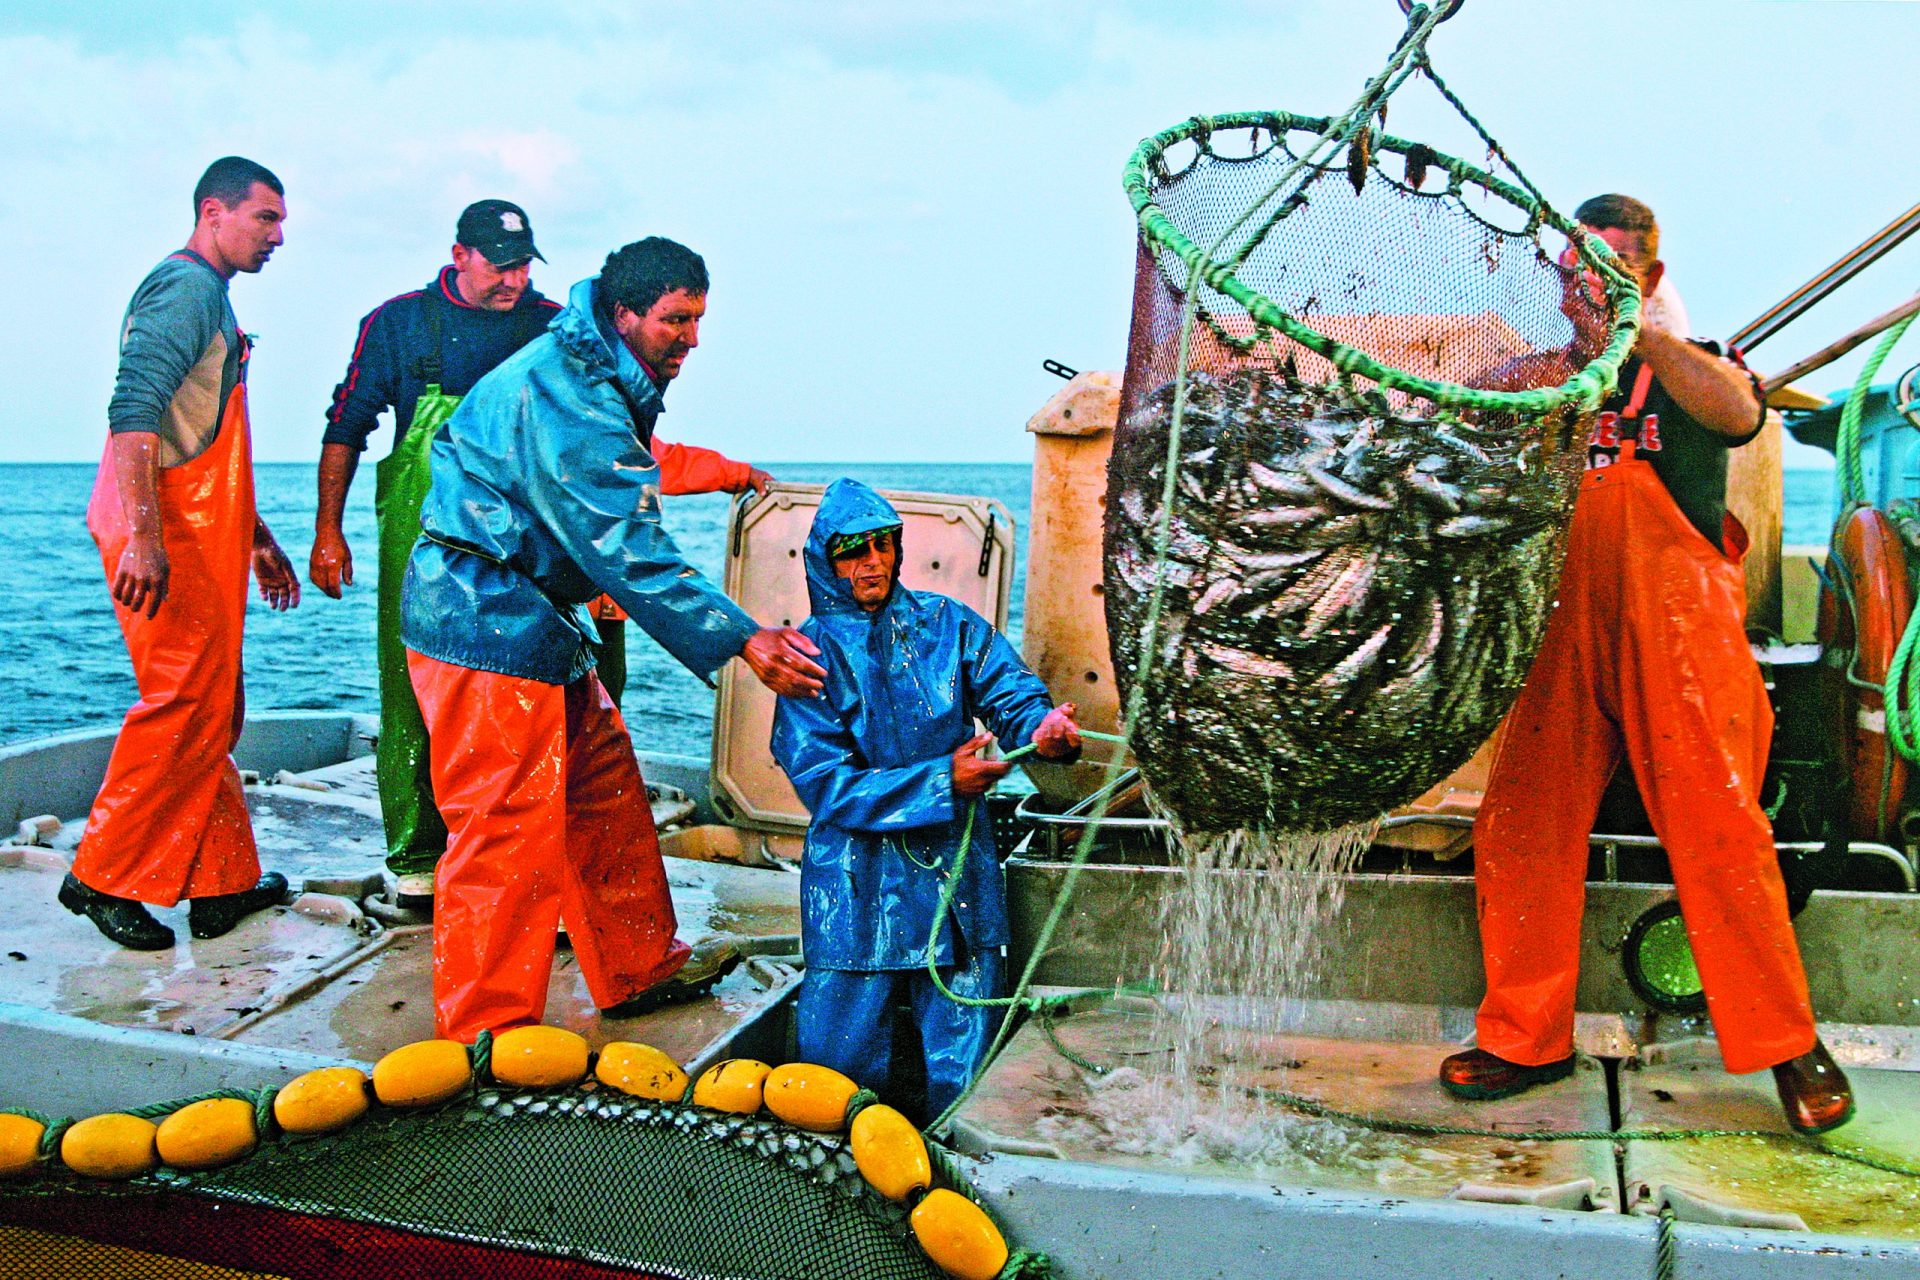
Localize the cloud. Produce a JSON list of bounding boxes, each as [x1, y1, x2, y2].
[[0, 1, 1915, 469]]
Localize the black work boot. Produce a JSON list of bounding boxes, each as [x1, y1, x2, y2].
[[601, 938, 743, 1018], [58, 873, 175, 950], [188, 872, 290, 940]]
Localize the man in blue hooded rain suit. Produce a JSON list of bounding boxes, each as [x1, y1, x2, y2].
[[772, 479, 1082, 1116]]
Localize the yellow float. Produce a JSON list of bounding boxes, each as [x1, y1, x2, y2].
[[763, 1063, 859, 1133], [156, 1098, 258, 1171], [910, 1188, 1010, 1280], [60, 1114, 158, 1181], [273, 1067, 371, 1135], [690, 1059, 771, 1114], [594, 1042, 689, 1101], [372, 1039, 473, 1107], [491, 1026, 590, 1089], [0, 1114, 46, 1179], [849, 1103, 932, 1202]]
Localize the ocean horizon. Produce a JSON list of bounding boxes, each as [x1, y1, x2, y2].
[[0, 461, 1841, 752]]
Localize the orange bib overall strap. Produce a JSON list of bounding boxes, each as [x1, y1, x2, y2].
[[406, 651, 690, 1042], [1471, 459, 1815, 1075], [74, 382, 262, 906]]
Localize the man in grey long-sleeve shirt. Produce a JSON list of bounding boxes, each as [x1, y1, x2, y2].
[[63, 156, 302, 952]]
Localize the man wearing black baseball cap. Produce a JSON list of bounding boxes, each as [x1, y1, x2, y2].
[[308, 199, 561, 913]]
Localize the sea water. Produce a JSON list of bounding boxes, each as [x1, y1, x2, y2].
[[0, 461, 1032, 748], [0, 464, 1837, 747]]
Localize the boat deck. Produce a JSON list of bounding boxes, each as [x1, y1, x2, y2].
[[2, 752, 803, 1070], [951, 1003, 1920, 1241]]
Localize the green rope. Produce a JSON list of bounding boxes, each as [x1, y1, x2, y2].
[[1655, 1205, 1677, 1280], [996, 1250, 1058, 1280], [1846, 316, 1920, 764], [469, 1028, 493, 1084], [122, 1088, 264, 1123], [924, 1133, 988, 1208], [253, 1087, 279, 1141], [842, 1088, 880, 1130], [0, 1107, 55, 1128], [1836, 316, 1913, 508], [38, 1119, 70, 1163], [1036, 1006, 1110, 1077], [920, 730, 1128, 1012], [1223, 1082, 1920, 1180]]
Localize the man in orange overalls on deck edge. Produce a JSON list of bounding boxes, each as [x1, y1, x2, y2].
[[63, 157, 303, 951]]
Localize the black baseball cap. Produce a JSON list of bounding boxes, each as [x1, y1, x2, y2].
[[456, 199, 545, 266]]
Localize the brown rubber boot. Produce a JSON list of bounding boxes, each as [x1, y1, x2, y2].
[[1438, 1047, 1576, 1101], [1771, 1039, 1855, 1135]]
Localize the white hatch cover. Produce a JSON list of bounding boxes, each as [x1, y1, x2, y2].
[[712, 482, 1016, 833]]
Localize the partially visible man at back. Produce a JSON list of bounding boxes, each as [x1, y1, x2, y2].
[[63, 156, 301, 951], [1441, 194, 1853, 1135], [308, 199, 562, 911]]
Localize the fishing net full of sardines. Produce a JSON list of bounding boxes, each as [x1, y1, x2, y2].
[[1104, 3, 1641, 838]]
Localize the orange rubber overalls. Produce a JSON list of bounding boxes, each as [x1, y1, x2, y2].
[[409, 439, 744, 1041], [73, 378, 263, 906], [1473, 428, 1818, 1076], [407, 655, 690, 1042]]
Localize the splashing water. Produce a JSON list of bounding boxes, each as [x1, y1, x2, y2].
[[1087, 818, 1378, 1160]]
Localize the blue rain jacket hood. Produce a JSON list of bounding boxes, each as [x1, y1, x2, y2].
[[771, 478, 1058, 969], [401, 275, 758, 685]]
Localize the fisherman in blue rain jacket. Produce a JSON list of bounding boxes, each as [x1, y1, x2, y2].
[[399, 237, 826, 1043], [772, 479, 1082, 1116]]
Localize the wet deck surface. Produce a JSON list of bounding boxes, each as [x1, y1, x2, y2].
[[953, 1005, 1920, 1237], [7, 754, 803, 1065], [951, 1006, 1617, 1210], [1621, 1051, 1920, 1236], [0, 845, 377, 1039], [221, 928, 787, 1065]]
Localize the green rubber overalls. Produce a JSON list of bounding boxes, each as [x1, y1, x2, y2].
[[374, 297, 459, 879]]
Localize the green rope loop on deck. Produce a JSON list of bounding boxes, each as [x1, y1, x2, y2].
[[1229, 1081, 1920, 1180], [1036, 1006, 1109, 1077]]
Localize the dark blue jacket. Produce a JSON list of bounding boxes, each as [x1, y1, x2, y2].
[[771, 480, 1057, 970], [400, 275, 758, 685], [322, 265, 559, 452]]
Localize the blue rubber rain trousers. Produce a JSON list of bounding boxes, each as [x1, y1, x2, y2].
[[771, 479, 1057, 1115]]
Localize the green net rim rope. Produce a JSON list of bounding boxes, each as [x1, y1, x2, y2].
[[1122, 108, 1642, 417]]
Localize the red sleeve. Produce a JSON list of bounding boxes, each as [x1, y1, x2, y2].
[[655, 439, 752, 495]]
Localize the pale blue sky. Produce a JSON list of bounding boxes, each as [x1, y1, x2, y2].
[[0, 1, 1914, 464]]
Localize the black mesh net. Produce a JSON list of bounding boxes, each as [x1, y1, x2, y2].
[[1105, 111, 1630, 834], [0, 1090, 944, 1280]]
